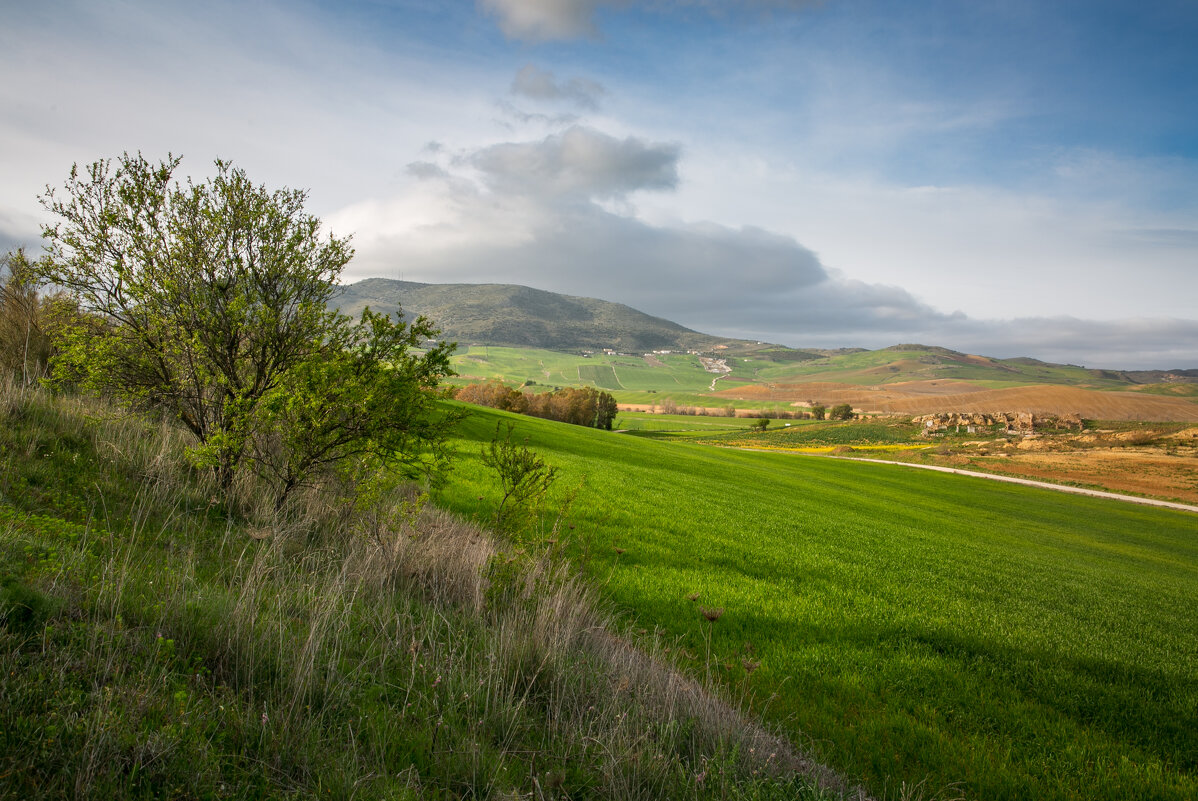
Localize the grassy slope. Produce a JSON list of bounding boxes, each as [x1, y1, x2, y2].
[[436, 406, 1198, 801], [451, 346, 737, 395], [0, 387, 839, 801], [613, 412, 748, 433], [333, 279, 739, 353], [747, 347, 1132, 389]]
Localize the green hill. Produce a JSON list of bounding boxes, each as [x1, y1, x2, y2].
[[0, 383, 841, 801], [333, 278, 798, 354], [436, 404, 1198, 801], [334, 281, 1197, 394]]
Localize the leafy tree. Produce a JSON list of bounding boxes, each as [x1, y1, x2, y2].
[[253, 308, 458, 508], [810, 404, 826, 420], [829, 403, 854, 420], [31, 153, 456, 499], [751, 417, 770, 431]]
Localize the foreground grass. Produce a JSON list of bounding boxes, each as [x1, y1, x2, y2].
[[437, 406, 1198, 801], [0, 384, 847, 800]]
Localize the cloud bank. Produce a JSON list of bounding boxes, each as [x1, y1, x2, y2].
[[331, 110, 1198, 369]]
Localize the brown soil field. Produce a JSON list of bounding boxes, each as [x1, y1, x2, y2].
[[965, 448, 1198, 505], [714, 380, 989, 404], [716, 382, 1198, 421]]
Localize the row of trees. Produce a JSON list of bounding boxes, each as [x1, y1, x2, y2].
[[7, 153, 458, 508], [455, 381, 619, 430]]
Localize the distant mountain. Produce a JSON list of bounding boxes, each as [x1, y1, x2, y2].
[[333, 278, 823, 357], [333, 279, 1198, 385]]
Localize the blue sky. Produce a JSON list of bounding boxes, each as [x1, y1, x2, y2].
[[2, 0, 1197, 368]]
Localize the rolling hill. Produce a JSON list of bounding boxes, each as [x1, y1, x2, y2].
[[333, 277, 822, 355], [334, 278, 1198, 419]]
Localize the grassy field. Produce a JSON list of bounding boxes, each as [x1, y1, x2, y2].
[[613, 411, 749, 433], [450, 346, 732, 394], [695, 420, 928, 449], [749, 347, 1133, 389], [437, 406, 1198, 801]]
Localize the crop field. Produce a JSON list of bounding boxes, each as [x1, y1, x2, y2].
[[437, 406, 1198, 801], [749, 348, 1133, 389], [613, 411, 748, 432], [450, 346, 744, 394], [577, 363, 622, 389], [698, 420, 928, 449]]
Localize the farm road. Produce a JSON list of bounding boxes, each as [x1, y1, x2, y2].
[[738, 448, 1198, 514]]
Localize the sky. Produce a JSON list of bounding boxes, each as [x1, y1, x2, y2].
[[2, 0, 1197, 369]]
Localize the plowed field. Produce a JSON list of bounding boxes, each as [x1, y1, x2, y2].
[[971, 448, 1198, 505]]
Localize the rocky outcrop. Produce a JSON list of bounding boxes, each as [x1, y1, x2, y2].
[[911, 412, 1085, 436]]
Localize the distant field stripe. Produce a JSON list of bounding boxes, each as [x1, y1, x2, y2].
[[577, 364, 623, 389]]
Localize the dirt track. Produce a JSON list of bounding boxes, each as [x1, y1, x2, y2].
[[740, 447, 1198, 513]]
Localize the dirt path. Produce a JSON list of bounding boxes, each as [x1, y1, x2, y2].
[[851, 457, 1198, 513], [735, 447, 1198, 514]]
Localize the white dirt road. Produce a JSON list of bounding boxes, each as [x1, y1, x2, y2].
[[735, 448, 1198, 514]]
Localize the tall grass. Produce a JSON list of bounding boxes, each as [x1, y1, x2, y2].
[[0, 379, 856, 800]]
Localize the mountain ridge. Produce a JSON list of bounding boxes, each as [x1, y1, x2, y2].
[[334, 278, 1198, 381], [334, 277, 828, 357]]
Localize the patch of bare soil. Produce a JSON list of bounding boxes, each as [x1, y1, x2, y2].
[[714, 380, 990, 407], [868, 386, 1198, 421], [879, 380, 991, 395], [970, 448, 1198, 505]]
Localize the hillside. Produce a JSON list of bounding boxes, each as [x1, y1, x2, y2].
[[436, 404, 1198, 801], [0, 382, 844, 800], [336, 279, 1198, 419], [333, 278, 813, 355]]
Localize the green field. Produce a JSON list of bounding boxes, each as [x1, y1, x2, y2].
[[437, 406, 1198, 801], [695, 419, 934, 449], [451, 346, 753, 396], [577, 363, 623, 389], [749, 347, 1134, 389], [448, 344, 1156, 399], [613, 411, 748, 433]]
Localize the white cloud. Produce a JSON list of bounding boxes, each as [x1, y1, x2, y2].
[[469, 125, 680, 199], [5, 1, 1195, 370], [330, 122, 1198, 369], [479, 0, 823, 41], [479, 0, 608, 41], [511, 64, 607, 109]]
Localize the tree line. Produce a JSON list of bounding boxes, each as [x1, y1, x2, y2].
[[455, 380, 619, 430]]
